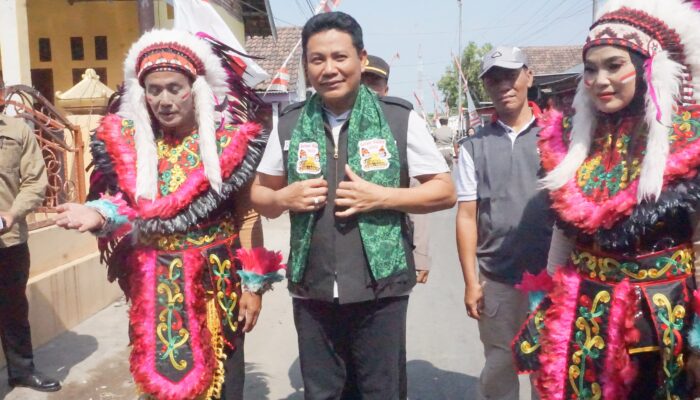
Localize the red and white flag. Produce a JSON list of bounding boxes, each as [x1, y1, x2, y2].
[[269, 66, 290, 92], [319, 0, 341, 13], [173, 0, 269, 86]]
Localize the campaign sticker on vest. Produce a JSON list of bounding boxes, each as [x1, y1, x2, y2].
[[359, 139, 391, 172], [296, 142, 322, 175]]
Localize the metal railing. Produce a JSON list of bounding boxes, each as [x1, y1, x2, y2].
[[1, 85, 86, 229]]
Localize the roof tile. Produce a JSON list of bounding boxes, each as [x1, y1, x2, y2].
[[246, 27, 304, 92]]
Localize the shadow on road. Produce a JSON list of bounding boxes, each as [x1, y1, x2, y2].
[[283, 357, 303, 400], [407, 359, 477, 400], [246, 362, 271, 399]]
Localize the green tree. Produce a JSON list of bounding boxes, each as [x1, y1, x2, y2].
[[437, 42, 493, 112]]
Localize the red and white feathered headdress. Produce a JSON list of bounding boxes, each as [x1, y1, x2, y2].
[[541, 0, 700, 202], [120, 29, 254, 200]]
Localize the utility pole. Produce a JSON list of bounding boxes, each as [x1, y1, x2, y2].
[[138, 0, 155, 34], [457, 0, 463, 131], [592, 0, 598, 23]]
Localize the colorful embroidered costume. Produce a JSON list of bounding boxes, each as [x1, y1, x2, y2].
[[85, 30, 283, 400], [512, 1, 700, 399]]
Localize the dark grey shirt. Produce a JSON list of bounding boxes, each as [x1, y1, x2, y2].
[[459, 120, 553, 284]]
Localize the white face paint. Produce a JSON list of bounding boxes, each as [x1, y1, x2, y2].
[[583, 46, 638, 114], [144, 71, 197, 135]]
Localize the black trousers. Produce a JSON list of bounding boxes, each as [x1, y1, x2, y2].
[[221, 334, 245, 400], [293, 296, 409, 400], [0, 243, 35, 379]]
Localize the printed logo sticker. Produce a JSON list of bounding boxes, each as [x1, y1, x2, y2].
[[359, 139, 391, 172], [296, 142, 322, 174], [283, 140, 290, 151]]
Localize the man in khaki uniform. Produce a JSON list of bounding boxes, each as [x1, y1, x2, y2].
[[0, 112, 60, 392]]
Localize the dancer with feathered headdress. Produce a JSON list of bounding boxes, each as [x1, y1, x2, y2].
[[513, 0, 700, 398], [54, 29, 284, 400]]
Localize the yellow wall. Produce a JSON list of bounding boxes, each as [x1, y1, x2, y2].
[[27, 0, 140, 93], [23, 0, 247, 96]]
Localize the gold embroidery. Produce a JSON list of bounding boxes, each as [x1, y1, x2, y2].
[[572, 248, 693, 282], [209, 254, 239, 333], [156, 258, 190, 371], [519, 310, 545, 355]]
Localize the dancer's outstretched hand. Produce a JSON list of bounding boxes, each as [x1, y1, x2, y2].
[[54, 203, 104, 232]]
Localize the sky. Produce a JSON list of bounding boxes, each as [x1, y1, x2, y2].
[[266, 0, 606, 113]]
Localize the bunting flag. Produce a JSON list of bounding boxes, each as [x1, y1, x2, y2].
[[453, 55, 469, 94], [269, 66, 290, 92], [389, 52, 401, 65], [319, 0, 342, 12], [412, 91, 428, 122], [466, 89, 482, 128], [172, 0, 269, 86], [452, 53, 482, 129], [263, 0, 342, 95], [429, 82, 445, 116]]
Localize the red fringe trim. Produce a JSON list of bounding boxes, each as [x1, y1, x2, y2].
[[96, 114, 262, 220], [601, 279, 639, 400], [515, 270, 554, 293], [535, 268, 581, 400], [129, 249, 215, 400], [538, 105, 700, 233]]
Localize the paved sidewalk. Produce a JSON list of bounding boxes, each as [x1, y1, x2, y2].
[[0, 209, 533, 399]]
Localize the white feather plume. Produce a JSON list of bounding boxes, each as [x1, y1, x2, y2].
[[540, 78, 597, 191], [119, 29, 231, 199], [637, 51, 683, 202], [119, 77, 158, 200], [193, 76, 223, 193]]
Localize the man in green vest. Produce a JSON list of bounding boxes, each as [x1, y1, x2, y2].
[[251, 11, 455, 400]]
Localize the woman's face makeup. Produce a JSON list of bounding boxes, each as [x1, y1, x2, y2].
[[583, 46, 638, 114]]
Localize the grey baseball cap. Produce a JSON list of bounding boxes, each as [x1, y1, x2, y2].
[[479, 46, 528, 78]]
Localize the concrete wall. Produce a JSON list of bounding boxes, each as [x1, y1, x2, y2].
[[0, 226, 123, 367]]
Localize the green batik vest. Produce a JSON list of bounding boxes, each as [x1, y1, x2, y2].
[[286, 86, 409, 283]]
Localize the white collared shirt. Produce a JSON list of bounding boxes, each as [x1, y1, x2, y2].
[[454, 116, 537, 202]]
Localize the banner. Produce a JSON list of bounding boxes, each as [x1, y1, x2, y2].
[[173, 0, 269, 86]]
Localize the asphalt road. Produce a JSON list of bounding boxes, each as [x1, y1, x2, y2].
[[0, 206, 533, 399]]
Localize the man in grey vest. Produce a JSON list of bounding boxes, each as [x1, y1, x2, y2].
[[433, 117, 455, 169], [454, 46, 553, 399], [252, 12, 455, 399]]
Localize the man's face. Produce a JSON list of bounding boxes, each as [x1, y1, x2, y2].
[[305, 29, 367, 112], [144, 71, 196, 132], [482, 67, 533, 116], [361, 73, 388, 96]]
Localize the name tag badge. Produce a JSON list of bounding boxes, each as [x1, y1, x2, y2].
[[296, 142, 322, 175], [359, 139, 391, 172], [283, 140, 290, 151]]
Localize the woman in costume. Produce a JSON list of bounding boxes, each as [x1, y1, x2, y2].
[[512, 0, 700, 398], [54, 29, 283, 400]]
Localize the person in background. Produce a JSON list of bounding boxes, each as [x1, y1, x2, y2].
[[361, 54, 431, 284], [454, 46, 552, 400], [433, 117, 455, 169], [0, 100, 59, 392]]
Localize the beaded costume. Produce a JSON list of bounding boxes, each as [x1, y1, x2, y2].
[[512, 0, 700, 399], [85, 30, 283, 400]]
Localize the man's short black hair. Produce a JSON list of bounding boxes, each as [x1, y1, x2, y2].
[[439, 117, 449, 125], [301, 11, 364, 59]]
